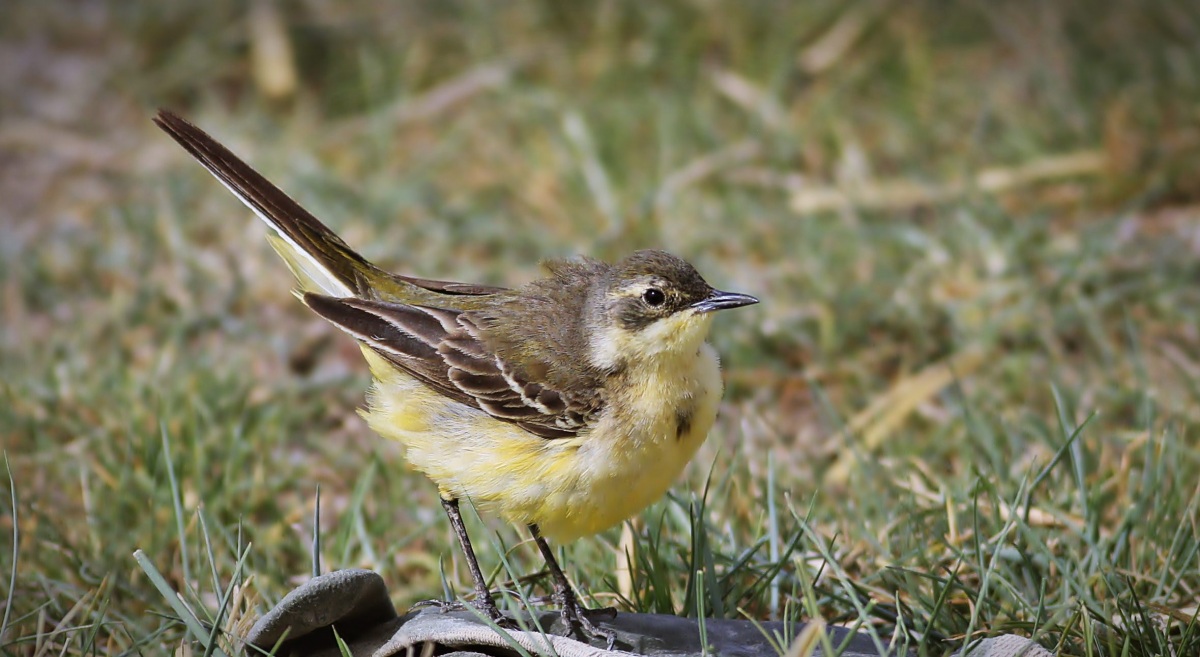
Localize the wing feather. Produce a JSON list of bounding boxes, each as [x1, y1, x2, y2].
[[304, 293, 600, 438]]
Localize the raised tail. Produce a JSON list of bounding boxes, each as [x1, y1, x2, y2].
[[155, 110, 512, 304], [153, 109, 380, 298]]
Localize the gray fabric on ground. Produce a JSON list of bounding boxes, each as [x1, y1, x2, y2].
[[951, 635, 1054, 657], [244, 570, 1051, 657]]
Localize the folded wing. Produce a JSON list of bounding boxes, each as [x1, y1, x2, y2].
[[304, 293, 600, 438]]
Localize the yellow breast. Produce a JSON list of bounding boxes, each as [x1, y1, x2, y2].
[[358, 343, 723, 543]]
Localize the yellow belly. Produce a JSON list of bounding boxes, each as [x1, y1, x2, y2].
[[358, 346, 723, 543]]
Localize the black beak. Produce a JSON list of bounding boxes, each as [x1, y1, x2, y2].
[[692, 289, 759, 313]]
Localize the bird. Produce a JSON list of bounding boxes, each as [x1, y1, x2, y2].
[[153, 109, 758, 646]]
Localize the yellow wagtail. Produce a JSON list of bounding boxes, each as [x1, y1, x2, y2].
[[153, 110, 758, 644]]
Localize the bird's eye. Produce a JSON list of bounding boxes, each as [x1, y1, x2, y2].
[[643, 287, 665, 307]]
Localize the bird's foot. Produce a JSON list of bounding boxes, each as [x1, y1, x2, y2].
[[554, 591, 617, 650], [411, 596, 514, 628], [411, 598, 467, 613]]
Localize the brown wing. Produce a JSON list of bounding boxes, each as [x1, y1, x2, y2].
[[303, 293, 600, 438], [390, 274, 508, 296]]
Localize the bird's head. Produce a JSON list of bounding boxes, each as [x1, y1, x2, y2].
[[586, 249, 757, 370]]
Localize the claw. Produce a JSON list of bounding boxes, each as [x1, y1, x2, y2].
[[525, 525, 620, 649], [410, 597, 512, 627], [553, 590, 617, 649], [411, 598, 467, 612]]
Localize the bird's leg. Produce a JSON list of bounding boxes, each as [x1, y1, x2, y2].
[[414, 497, 505, 624], [528, 525, 617, 649], [443, 497, 505, 621]]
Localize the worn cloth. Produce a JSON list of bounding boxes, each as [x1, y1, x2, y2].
[[243, 570, 1051, 657]]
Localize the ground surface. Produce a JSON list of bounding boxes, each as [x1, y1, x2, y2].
[[2, 2, 1199, 655]]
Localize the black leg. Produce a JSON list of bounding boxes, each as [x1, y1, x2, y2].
[[529, 524, 617, 649], [435, 497, 504, 623]]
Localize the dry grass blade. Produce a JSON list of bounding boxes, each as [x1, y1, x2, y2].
[[249, 0, 298, 101], [331, 61, 517, 139], [826, 346, 989, 485], [782, 150, 1106, 214], [31, 582, 100, 657], [616, 522, 635, 603], [654, 139, 761, 216], [798, 0, 892, 75], [996, 500, 1079, 530], [783, 618, 827, 657], [711, 70, 785, 129], [563, 111, 621, 237]]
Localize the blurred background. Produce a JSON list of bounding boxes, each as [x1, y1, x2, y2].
[[3, 1, 1199, 655]]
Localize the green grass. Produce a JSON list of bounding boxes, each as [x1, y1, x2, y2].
[[3, 1, 1200, 655]]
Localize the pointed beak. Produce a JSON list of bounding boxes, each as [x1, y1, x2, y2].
[[691, 289, 759, 313]]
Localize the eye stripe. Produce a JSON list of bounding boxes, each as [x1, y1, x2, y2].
[[615, 298, 659, 331]]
